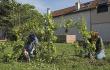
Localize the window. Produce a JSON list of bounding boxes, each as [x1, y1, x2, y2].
[[99, 0, 108, 4], [97, 3, 108, 13]]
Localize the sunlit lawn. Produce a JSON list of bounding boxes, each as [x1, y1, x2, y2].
[[0, 43, 110, 70]]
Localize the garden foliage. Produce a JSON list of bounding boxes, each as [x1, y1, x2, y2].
[[75, 17, 96, 58], [0, 0, 57, 63]]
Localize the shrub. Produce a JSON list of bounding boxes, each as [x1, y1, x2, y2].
[[75, 17, 96, 59], [0, 41, 24, 62]]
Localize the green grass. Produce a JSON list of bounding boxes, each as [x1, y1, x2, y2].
[[0, 43, 110, 70]]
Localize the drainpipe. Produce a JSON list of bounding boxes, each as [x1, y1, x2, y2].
[[90, 8, 92, 31]]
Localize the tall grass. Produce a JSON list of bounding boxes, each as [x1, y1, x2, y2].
[[0, 43, 110, 70]]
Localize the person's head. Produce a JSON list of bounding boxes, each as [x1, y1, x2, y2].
[[90, 32, 99, 41], [28, 33, 36, 42]]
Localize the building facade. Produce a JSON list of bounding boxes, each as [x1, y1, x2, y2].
[[52, 0, 110, 42]]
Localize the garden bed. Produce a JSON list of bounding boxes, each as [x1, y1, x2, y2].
[[0, 43, 110, 70]]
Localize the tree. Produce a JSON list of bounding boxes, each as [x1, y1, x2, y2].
[[0, 0, 45, 62], [0, 0, 43, 40], [75, 17, 96, 58]]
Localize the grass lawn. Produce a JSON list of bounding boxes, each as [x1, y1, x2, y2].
[[0, 43, 110, 70]]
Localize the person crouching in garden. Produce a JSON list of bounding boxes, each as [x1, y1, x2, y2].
[[90, 32, 105, 60], [23, 33, 39, 62]]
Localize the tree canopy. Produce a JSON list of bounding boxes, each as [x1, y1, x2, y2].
[[0, 0, 43, 39]]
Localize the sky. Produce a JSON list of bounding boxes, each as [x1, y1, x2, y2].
[[16, 0, 93, 13]]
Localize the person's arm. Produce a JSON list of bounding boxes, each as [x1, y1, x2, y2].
[[100, 37, 104, 50], [35, 37, 38, 44]]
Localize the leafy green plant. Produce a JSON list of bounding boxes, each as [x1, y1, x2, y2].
[[75, 17, 96, 58], [0, 41, 24, 62], [34, 13, 57, 63], [64, 19, 73, 34]]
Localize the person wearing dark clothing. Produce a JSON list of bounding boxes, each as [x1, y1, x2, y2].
[[89, 32, 105, 59], [23, 33, 39, 62], [95, 36, 105, 59]]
